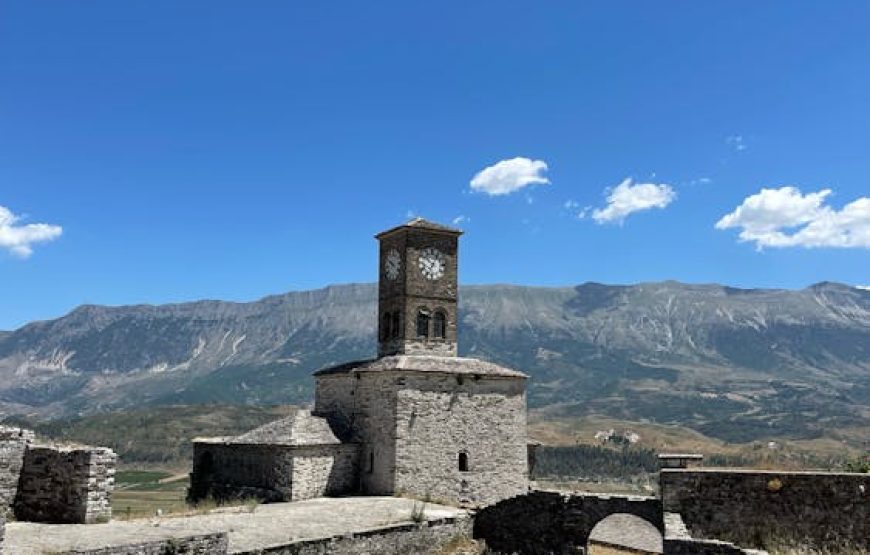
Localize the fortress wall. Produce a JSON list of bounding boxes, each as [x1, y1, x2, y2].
[[290, 444, 359, 501], [245, 515, 472, 555], [661, 469, 869, 549], [190, 442, 294, 502], [393, 373, 527, 506], [14, 445, 116, 524], [49, 532, 229, 555], [189, 441, 359, 503], [0, 426, 33, 512], [473, 490, 662, 554]]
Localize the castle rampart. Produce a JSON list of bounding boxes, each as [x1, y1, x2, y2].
[[661, 468, 869, 549]]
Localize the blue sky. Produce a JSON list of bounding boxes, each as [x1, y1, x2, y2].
[[2, 2, 869, 330]]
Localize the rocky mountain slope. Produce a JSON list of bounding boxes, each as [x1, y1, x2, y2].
[[1, 281, 868, 442]]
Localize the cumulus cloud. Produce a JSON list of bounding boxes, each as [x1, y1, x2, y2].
[[715, 186, 870, 249], [591, 178, 676, 224], [470, 157, 550, 196], [0, 205, 63, 258]]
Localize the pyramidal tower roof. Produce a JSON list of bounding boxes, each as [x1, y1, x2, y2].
[[375, 217, 463, 239]]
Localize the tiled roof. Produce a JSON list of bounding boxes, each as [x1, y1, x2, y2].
[[375, 217, 463, 238], [314, 354, 527, 378], [231, 409, 348, 445]]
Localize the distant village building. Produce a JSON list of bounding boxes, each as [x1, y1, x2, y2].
[[189, 218, 529, 506]]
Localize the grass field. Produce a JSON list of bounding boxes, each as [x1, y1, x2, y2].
[[113, 469, 190, 519]]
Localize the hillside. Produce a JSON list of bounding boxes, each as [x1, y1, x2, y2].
[[1, 281, 869, 443]]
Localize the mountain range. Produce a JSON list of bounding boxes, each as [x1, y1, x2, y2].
[[1, 281, 868, 444]]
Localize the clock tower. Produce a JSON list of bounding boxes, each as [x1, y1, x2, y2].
[[376, 217, 462, 357]]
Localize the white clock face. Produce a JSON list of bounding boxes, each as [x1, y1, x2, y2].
[[418, 247, 446, 280], [385, 249, 401, 280]]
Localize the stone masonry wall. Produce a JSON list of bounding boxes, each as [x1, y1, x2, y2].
[[14, 445, 116, 524], [53, 532, 229, 555], [290, 444, 359, 501], [190, 442, 293, 502], [0, 426, 33, 514], [314, 374, 357, 429], [1, 513, 5, 554], [242, 515, 472, 555], [394, 373, 527, 506], [661, 469, 869, 549], [473, 490, 663, 554], [355, 372, 400, 495], [189, 442, 359, 503]]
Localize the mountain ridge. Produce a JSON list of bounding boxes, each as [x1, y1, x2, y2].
[[2, 280, 868, 444]]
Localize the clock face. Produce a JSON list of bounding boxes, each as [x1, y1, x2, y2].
[[418, 247, 446, 280], [385, 249, 401, 280]]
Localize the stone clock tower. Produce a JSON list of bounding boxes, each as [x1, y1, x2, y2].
[[375, 217, 462, 357], [191, 216, 528, 509]]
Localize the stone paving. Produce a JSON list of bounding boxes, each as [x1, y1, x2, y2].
[[5, 496, 466, 554]]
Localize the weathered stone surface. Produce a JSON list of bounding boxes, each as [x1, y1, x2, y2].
[[661, 469, 870, 549], [1, 512, 5, 554], [376, 218, 462, 358], [13, 445, 116, 524], [473, 489, 663, 554], [188, 440, 359, 503], [664, 512, 766, 555], [49, 532, 229, 555], [0, 426, 33, 513], [233, 409, 348, 445], [316, 364, 529, 506], [244, 516, 472, 555], [316, 354, 528, 378], [5, 496, 467, 554]]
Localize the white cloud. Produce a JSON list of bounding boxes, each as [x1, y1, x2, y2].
[[856, 285, 870, 291], [715, 186, 870, 249], [470, 157, 550, 196], [451, 215, 469, 226], [591, 178, 676, 224], [726, 135, 747, 151], [0, 205, 63, 258]]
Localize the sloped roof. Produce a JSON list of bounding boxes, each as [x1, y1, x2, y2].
[[314, 354, 527, 378], [232, 409, 347, 445], [375, 217, 463, 239]]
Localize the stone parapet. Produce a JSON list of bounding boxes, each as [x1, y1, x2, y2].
[[661, 468, 869, 550], [0, 426, 34, 513], [14, 445, 117, 524], [49, 532, 228, 555]]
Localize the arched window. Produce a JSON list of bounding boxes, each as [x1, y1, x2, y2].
[[433, 310, 447, 339], [416, 308, 430, 338], [391, 311, 401, 339], [458, 452, 469, 472], [381, 313, 392, 341]]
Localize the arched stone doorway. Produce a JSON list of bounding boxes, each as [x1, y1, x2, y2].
[[587, 513, 663, 554]]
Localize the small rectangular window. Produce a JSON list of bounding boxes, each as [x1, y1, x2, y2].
[[458, 452, 469, 472]]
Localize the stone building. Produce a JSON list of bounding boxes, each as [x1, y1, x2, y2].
[[190, 218, 529, 506]]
